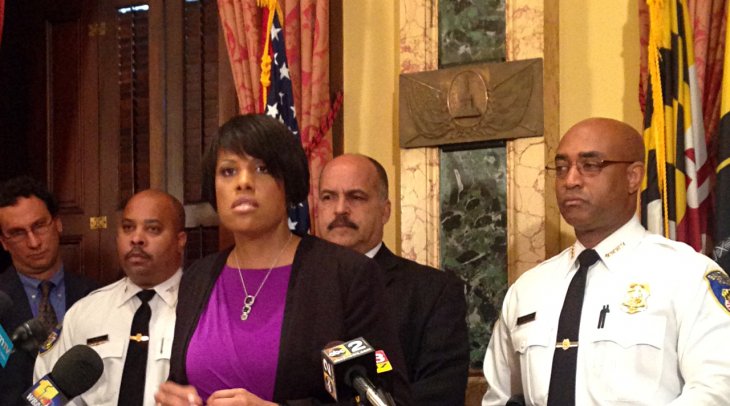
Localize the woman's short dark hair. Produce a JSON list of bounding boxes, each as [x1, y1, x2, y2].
[[202, 114, 310, 210]]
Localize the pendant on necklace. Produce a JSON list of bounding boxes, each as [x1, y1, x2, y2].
[[241, 295, 256, 321]]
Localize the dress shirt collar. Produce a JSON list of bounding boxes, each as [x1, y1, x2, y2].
[[364, 242, 383, 259], [17, 265, 65, 289], [118, 268, 183, 308], [568, 216, 646, 274]]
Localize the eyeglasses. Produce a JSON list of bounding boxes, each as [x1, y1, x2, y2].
[[545, 158, 636, 179], [1, 218, 55, 243]]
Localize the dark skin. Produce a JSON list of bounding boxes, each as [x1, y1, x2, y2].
[[555, 118, 645, 248]]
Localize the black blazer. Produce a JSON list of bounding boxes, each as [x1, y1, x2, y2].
[[0, 267, 98, 406], [169, 235, 413, 405], [374, 244, 469, 406]]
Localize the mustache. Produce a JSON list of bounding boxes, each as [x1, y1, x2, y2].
[[327, 215, 358, 231], [125, 246, 152, 260]]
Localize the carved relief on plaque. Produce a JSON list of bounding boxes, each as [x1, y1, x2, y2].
[[399, 58, 543, 148], [447, 70, 488, 126]]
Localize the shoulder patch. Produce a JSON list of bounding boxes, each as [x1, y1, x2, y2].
[[705, 270, 730, 315], [38, 324, 62, 355]]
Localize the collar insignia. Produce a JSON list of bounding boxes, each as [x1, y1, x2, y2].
[[605, 242, 625, 257], [621, 283, 650, 314]]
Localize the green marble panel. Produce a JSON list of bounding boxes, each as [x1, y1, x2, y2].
[[439, 0, 506, 67], [440, 145, 507, 369]]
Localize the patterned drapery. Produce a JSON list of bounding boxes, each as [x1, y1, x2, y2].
[[0, 0, 5, 47], [218, 0, 263, 114], [689, 0, 727, 145]]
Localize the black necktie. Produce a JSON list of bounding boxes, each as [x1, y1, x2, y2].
[[37, 281, 58, 331], [118, 289, 156, 405], [547, 249, 600, 406]]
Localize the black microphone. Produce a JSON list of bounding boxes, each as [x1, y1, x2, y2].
[[11, 318, 51, 354], [505, 394, 526, 406], [23, 344, 104, 405], [322, 337, 395, 406]]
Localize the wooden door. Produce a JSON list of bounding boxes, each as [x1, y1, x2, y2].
[[36, 0, 123, 284], [15, 0, 230, 285]]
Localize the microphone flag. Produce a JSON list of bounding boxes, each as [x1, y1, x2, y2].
[[0, 324, 12, 367], [23, 375, 69, 406], [321, 337, 376, 401]]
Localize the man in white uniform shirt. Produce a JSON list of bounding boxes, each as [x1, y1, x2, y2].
[[34, 189, 187, 406], [482, 118, 730, 405]]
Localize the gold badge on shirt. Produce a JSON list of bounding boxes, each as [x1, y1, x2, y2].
[[621, 283, 650, 314]]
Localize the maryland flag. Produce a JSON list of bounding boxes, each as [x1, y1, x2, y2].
[[258, 0, 310, 235], [714, 5, 730, 273], [641, 0, 711, 252]]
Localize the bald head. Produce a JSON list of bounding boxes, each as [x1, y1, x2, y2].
[[320, 154, 389, 200], [562, 117, 645, 162], [129, 189, 186, 231], [554, 118, 645, 248]]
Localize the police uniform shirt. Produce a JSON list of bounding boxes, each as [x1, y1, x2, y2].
[[33, 269, 182, 406], [482, 217, 730, 405]]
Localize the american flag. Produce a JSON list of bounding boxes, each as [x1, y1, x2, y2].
[[263, 8, 310, 235]]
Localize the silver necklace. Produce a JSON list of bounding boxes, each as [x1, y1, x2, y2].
[[233, 233, 293, 321]]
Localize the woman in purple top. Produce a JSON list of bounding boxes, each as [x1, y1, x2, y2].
[[155, 114, 412, 406]]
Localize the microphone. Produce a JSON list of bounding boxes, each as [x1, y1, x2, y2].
[[23, 344, 103, 405], [321, 337, 395, 406], [0, 292, 14, 366], [505, 394, 526, 406], [11, 318, 52, 354]]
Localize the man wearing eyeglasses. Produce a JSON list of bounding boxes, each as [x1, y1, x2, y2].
[[482, 118, 730, 405], [0, 176, 97, 406]]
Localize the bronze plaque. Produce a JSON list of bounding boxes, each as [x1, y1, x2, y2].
[[399, 58, 543, 148]]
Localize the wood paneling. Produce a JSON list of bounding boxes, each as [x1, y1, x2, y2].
[[117, 7, 151, 204], [45, 1, 109, 282], [183, 0, 219, 204], [2, 0, 244, 281]]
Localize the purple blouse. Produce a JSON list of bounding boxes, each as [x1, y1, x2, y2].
[[186, 264, 292, 401]]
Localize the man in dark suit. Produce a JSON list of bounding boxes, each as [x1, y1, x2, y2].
[[317, 154, 469, 406], [0, 176, 97, 406]]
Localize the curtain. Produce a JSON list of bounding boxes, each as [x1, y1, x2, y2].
[[218, 0, 263, 114], [0, 0, 5, 48], [689, 0, 727, 147], [218, 0, 333, 234]]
